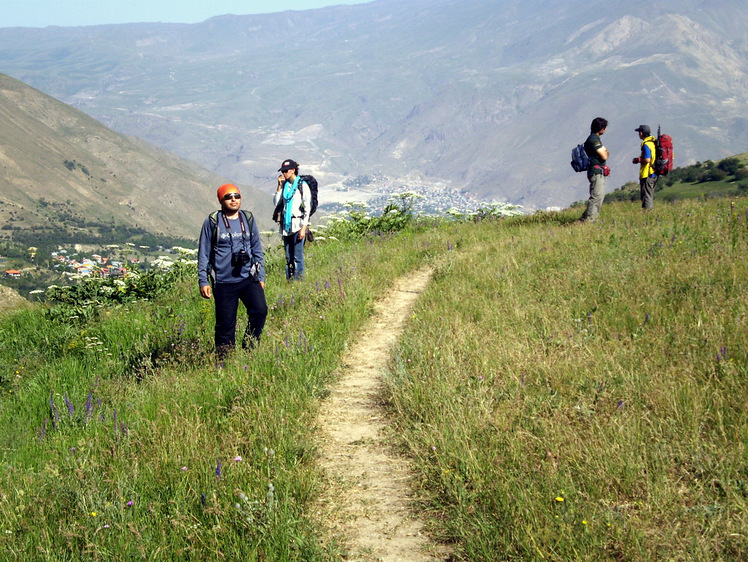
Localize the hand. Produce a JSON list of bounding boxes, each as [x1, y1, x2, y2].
[[277, 175, 285, 189], [260, 281, 265, 290], [632, 157, 640, 164], [298, 225, 306, 240], [200, 285, 212, 299]]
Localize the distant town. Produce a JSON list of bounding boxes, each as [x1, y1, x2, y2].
[[2, 242, 189, 285], [323, 174, 508, 216]]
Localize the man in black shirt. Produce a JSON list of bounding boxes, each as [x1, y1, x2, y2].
[[580, 117, 610, 223]]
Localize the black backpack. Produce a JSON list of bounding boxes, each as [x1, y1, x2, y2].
[[298, 175, 318, 217]]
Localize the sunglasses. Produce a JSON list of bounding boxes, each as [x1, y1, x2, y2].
[[223, 193, 241, 201]]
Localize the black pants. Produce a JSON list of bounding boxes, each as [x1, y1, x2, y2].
[[213, 278, 268, 357]]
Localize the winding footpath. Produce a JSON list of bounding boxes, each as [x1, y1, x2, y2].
[[313, 267, 449, 561]]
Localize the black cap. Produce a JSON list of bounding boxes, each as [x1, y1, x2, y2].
[[634, 125, 651, 136], [278, 159, 299, 172]]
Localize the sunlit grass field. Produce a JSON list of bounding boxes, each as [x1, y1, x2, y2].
[[1, 195, 746, 560], [386, 198, 747, 560]]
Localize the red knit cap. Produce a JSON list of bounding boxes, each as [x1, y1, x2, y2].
[[217, 183, 240, 201]]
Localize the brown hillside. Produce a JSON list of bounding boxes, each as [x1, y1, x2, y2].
[[0, 73, 273, 241]]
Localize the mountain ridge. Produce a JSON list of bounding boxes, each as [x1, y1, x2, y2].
[[1, 0, 747, 209]]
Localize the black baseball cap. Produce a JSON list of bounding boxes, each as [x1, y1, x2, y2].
[[278, 159, 299, 172], [634, 125, 651, 136]]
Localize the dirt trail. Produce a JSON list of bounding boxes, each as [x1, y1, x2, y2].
[[314, 267, 448, 561]]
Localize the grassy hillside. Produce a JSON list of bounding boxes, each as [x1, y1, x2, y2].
[[0, 195, 746, 559], [0, 73, 275, 243]]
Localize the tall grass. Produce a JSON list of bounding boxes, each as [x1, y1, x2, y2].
[[385, 198, 747, 560], [1, 196, 746, 560]]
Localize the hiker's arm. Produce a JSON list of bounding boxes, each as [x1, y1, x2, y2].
[[597, 146, 609, 161], [642, 143, 652, 164], [197, 218, 213, 289]]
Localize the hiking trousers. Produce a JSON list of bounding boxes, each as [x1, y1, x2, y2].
[[640, 176, 656, 209], [213, 277, 267, 357], [283, 232, 306, 280], [581, 172, 605, 222]]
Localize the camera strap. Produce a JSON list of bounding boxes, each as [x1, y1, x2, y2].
[[220, 211, 249, 254]]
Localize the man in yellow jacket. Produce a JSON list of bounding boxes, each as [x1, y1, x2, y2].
[[632, 125, 657, 209]]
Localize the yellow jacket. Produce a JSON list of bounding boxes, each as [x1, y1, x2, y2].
[[640, 136, 657, 179]]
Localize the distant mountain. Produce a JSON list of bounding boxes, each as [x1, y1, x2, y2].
[[0, 74, 273, 243], [1, 0, 747, 210]]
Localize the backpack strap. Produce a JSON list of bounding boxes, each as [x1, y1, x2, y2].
[[208, 211, 220, 273], [240, 210, 254, 239]]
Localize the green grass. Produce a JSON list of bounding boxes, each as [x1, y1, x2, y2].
[[1, 196, 746, 560], [385, 197, 748, 560]]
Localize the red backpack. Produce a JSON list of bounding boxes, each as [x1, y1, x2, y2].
[[654, 125, 674, 176]]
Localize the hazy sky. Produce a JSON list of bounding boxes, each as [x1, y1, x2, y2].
[[0, 0, 372, 28]]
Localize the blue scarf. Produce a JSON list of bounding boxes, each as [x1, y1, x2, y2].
[[282, 176, 299, 233]]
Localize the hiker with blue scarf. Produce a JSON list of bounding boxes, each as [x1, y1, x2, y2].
[[274, 159, 311, 280]]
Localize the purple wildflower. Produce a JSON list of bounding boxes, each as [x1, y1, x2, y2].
[[85, 392, 93, 422], [50, 392, 59, 430], [216, 459, 222, 480]]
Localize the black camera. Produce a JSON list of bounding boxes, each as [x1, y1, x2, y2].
[[232, 249, 251, 267]]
